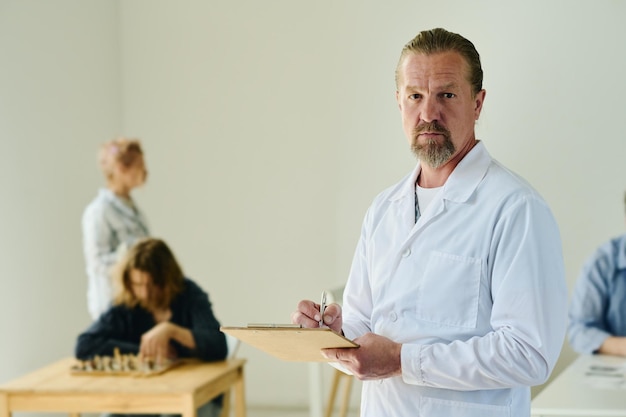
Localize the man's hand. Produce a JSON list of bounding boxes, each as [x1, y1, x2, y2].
[[322, 332, 402, 380], [291, 299, 343, 334]]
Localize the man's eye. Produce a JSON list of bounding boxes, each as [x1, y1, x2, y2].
[[442, 93, 455, 99], [409, 94, 421, 100]]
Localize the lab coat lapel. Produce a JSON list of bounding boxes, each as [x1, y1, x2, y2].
[[403, 141, 491, 244], [387, 164, 421, 239]]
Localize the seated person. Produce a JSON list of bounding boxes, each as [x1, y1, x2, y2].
[[568, 193, 626, 356], [75, 237, 227, 417]]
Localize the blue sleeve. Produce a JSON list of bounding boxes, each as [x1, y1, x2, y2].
[[568, 243, 615, 354]]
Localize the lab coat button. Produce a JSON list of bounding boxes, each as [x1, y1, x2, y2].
[[402, 248, 411, 257]]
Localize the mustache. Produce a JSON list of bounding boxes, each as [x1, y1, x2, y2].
[[413, 121, 450, 137]]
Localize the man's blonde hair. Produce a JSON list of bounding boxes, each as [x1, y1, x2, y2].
[[395, 28, 483, 96]]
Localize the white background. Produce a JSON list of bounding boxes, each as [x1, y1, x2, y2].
[[1, 0, 625, 412]]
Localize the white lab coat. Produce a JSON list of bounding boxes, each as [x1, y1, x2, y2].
[[342, 142, 567, 417]]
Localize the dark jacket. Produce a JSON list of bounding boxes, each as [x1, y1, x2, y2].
[[75, 278, 227, 362]]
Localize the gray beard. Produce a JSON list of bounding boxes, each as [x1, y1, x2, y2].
[[412, 138, 455, 168]]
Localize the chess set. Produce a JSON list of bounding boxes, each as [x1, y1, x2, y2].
[[71, 348, 180, 377]]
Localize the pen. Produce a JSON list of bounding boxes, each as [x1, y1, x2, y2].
[[319, 290, 327, 327]]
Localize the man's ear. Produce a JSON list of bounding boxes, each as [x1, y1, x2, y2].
[[474, 89, 486, 120]]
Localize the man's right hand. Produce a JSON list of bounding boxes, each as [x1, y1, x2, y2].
[[291, 299, 343, 334]]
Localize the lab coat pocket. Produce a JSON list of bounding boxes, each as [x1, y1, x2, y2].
[[421, 396, 510, 417], [417, 251, 481, 328]]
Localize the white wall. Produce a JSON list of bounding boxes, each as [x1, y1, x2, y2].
[[0, 0, 121, 383], [2, 0, 626, 412]]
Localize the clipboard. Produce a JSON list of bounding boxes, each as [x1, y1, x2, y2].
[[221, 325, 359, 362]]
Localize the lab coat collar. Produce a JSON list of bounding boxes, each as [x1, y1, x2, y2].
[[388, 141, 491, 204]]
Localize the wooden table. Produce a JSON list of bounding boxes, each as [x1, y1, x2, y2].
[[0, 357, 246, 417], [531, 354, 626, 416]]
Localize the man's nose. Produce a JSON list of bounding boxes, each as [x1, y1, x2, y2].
[[419, 96, 440, 123]]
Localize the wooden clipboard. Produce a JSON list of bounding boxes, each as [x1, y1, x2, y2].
[[221, 325, 359, 362]]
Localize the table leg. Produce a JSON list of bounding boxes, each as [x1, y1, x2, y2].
[[220, 389, 231, 417], [234, 367, 247, 417], [0, 393, 8, 417], [182, 395, 197, 417]]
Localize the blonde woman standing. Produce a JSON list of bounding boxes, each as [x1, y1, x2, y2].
[[82, 137, 150, 320]]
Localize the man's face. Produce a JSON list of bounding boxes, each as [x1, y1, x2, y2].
[[395, 51, 485, 168]]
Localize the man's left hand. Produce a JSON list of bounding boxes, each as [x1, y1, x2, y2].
[[322, 332, 402, 380]]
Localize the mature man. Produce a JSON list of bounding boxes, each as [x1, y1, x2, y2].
[[292, 28, 567, 416]]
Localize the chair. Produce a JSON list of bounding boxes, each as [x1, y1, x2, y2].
[[323, 286, 356, 417], [219, 333, 241, 417], [225, 332, 241, 359], [324, 368, 354, 417]]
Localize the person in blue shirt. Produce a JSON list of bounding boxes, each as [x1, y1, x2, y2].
[[75, 237, 227, 417], [82, 137, 150, 320], [568, 194, 626, 356]]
